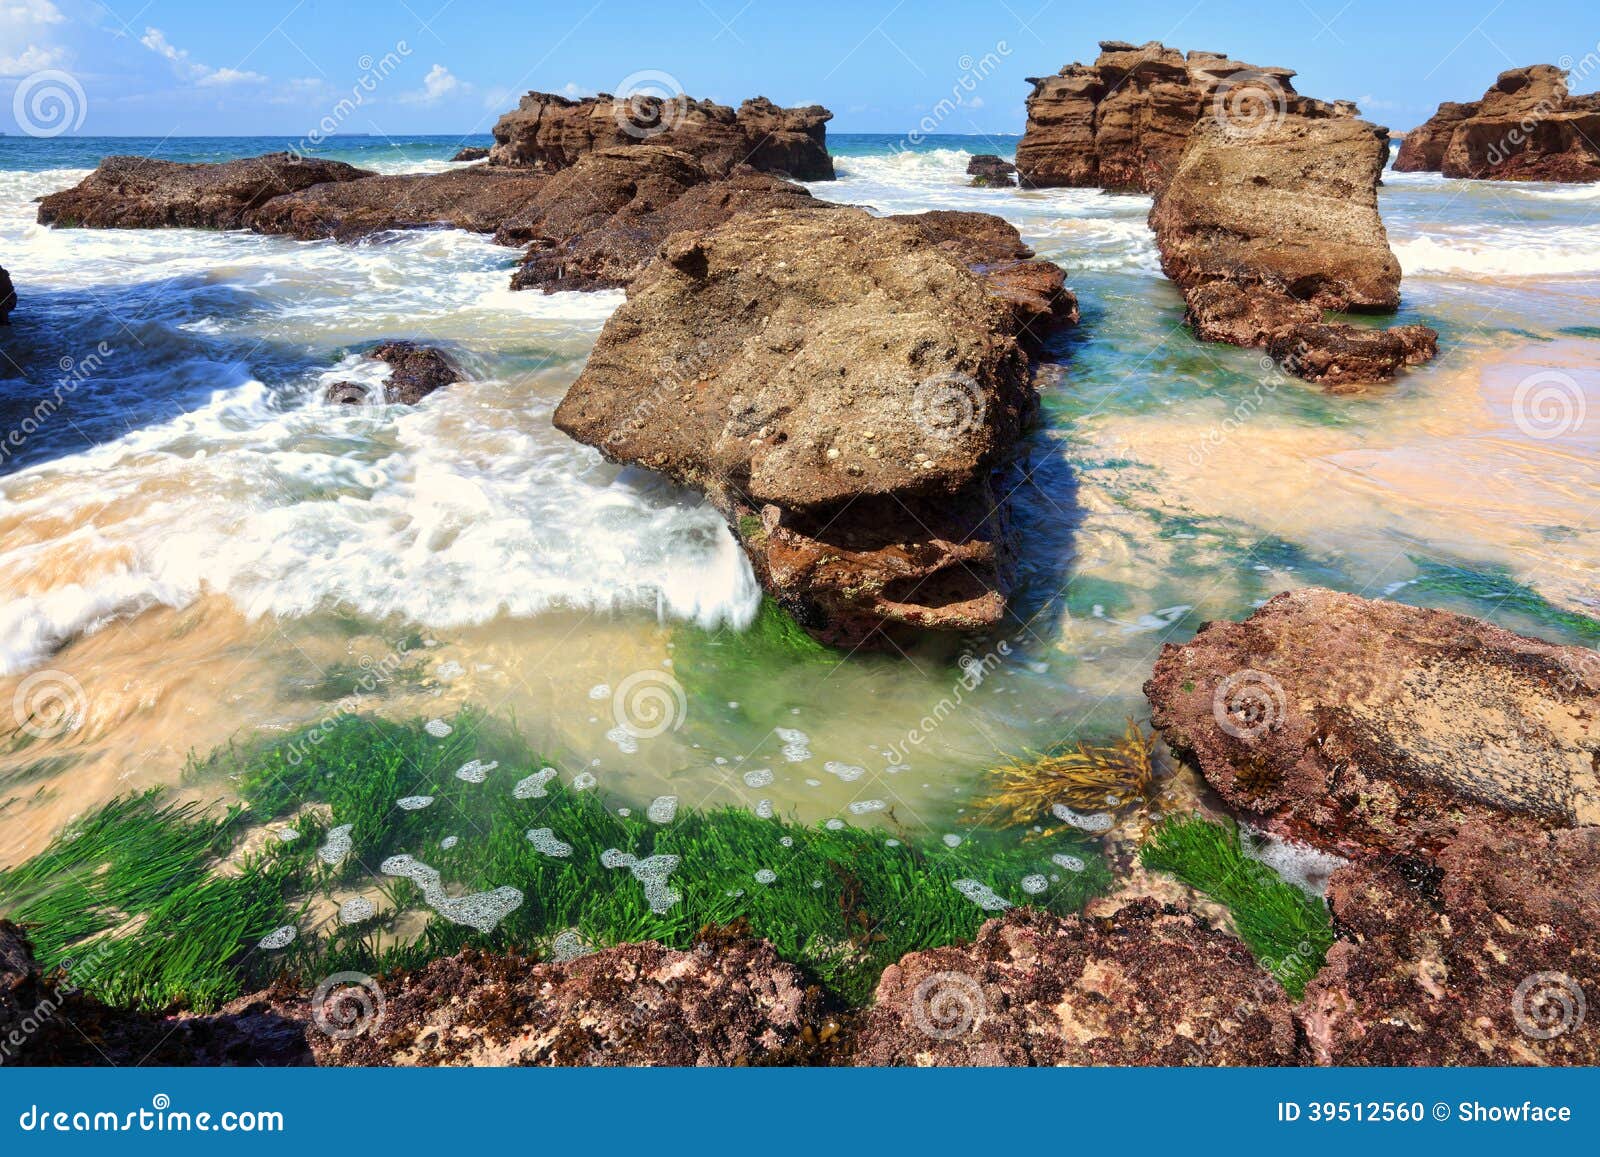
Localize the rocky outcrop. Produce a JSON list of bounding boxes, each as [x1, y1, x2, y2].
[[855, 902, 1299, 1065], [1145, 588, 1600, 1065], [1396, 65, 1600, 182], [450, 146, 490, 162], [36, 153, 373, 230], [0, 263, 13, 323], [494, 146, 827, 293], [325, 341, 463, 406], [1017, 40, 1316, 194], [966, 155, 1017, 187], [1149, 104, 1436, 386], [248, 168, 548, 242], [552, 206, 1075, 646], [488, 91, 834, 180]]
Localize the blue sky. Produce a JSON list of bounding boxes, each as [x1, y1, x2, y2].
[[0, 0, 1592, 137]]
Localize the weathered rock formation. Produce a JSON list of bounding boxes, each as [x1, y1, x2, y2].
[[494, 147, 827, 293], [0, 263, 13, 323], [1017, 40, 1336, 194], [1146, 588, 1600, 1065], [325, 341, 463, 406], [966, 154, 1017, 187], [855, 901, 1299, 1065], [1397, 65, 1600, 182], [1149, 102, 1436, 386], [552, 206, 1075, 646], [248, 167, 548, 242], [488, 91, 834, 180], [450, 146, 490, 162], [36, 153, 373, 230]]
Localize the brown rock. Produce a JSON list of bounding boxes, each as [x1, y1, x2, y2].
[[36, 153, 373, 230], [0, 263, 13, 323], [1149, 106, 1438, 385], [312, 938, 821, 1066], [488, 91, 834, 180], [1144, 587, 1600, 861], [854, 902, 1299, 1065], [326, 341, 463, 406], [495, 146, 828, 293], [1398, 65, 1600, 182], [552, 206, 1074, 646], [1300, 825, 1600, 1065], [248, 167, 547, 242], [450, 146, 490, 162], [966, 154, 1017, 187]]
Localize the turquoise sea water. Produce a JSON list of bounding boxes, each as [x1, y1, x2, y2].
[[0, 132, 1596, 863]]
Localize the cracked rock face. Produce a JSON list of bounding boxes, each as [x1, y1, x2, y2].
[[487, 91, 834, 181], [36, 153, 374, 231], [1396, 64, 1600, 183], [247, 167, 549, 242], [854, 902, 1299, 1066], [551, 205, 1075, 647]]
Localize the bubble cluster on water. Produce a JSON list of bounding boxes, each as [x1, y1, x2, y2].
[[380, 853, 524, 933], [754, 868, 777, 884], [339, 897, 376, 925], [605, 726, 640, 755], [526, 827, 573, 858], [571, 771, 598, 791], [942, 834, 963, 848], [455, 758, 498, 783], [1052, 804, 1114, 832], [848, 799, 887, 815], [258, 925, 297, 949], [646, 795, 678, 824], [1020, 874, 1049, 895], [425, 719, 453, 738], [513, 767, 558, 798], [775, 728, 812, 762], [824, 761, 865, 782], [275, 828, 300, 843], [754, 799, 775, 818], [440, 835, 459, 850], [588, 684, 612, 700], [397, 795, 434, 810], [318, 823, 354, 865], [1051, 852, 1085, 873], [952, 879, 1012, 911], [742, 767, 774, 788], [551, 929, 591, 963]]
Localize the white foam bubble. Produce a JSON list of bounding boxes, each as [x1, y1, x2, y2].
[[425, 719, 453, 738], [258, 925, 297, 949], [742, 767, 775, 788], [380, 853, 524, 932], [1050, 852, 1086, 873], [1051, 804, 1114, 832], [1242, 826, 1347, 897], [952, 878, 1012, 911], [397, 795, 434, 810], [824, 761, 865, 782], [647, 795, 679, 824], [318, 823, 354, 865], [848, 799, 887, 815], [512, 767, 558, 798], [338, 897, 376, 924], [526, 827, 573, 858], [455, 758, 498, 783], [754, 868, 777, 884], [1020, 874, 1049, 895]]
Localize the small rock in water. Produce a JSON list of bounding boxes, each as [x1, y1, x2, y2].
[[338, 897, 376, 925], [258, 925, 297, 950], [1020, 874, 1050, 895], [318, 824, 354, 865], [526, 827, 574, 858], [425, 719, 453, 738], [455, 759, 499, 784], [647, 795, 679, 824], [1051, 803, 1114, 832], [513, 767, 558, 798], [397, 795, 434, 810], [848, 799, 887, 815], [952, 878, 1012, 911]]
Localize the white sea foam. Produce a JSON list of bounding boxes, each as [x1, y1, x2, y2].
[[1394, 225, 1600, 277]]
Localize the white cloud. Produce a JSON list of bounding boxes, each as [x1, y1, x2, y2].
[[560, 81, 595, 98], [0, 0, 66, 76], [140, 26, 265, 86], [401, 63, 459, 104]]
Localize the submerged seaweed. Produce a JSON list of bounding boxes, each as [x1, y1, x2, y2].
[[0, 709, 1110, 1010]]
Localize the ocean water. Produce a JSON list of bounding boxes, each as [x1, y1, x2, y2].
[[0, 132, 1597, 863]]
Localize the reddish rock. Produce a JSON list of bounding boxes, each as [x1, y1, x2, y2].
[[1397, 65, 1600, 182], [1300, 824, 1600, 1065], [966, 154, 1017, 187], [854, 902, 1299, 1065], [495, 146, 829, 293], [552, 206, 1074, 646], [488, 91, 834, 180], [248, 168, 548, 242], [1144, 588, 1600, 861], [1149, 104, 1437, 386], [312, 938, 823, 1066], [326, 341, 463, 406], [36, 153, 373, 230]]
